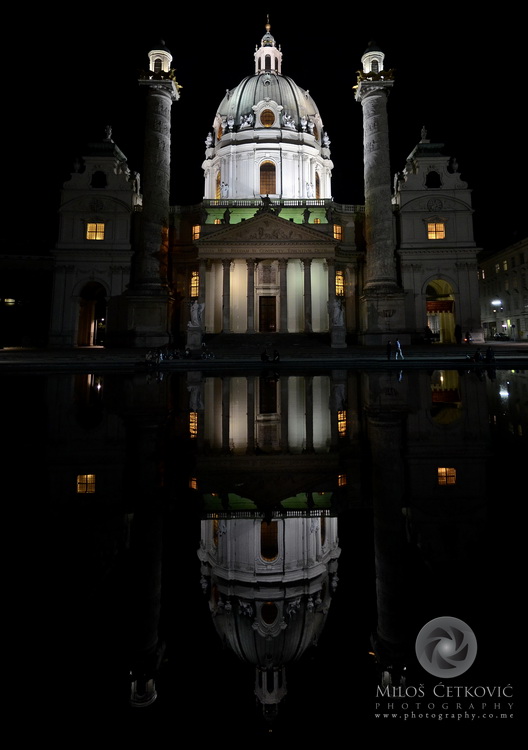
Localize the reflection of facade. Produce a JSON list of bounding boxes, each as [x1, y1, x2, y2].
[[34, 364, 511, 712], [38, 25, 483, 350]]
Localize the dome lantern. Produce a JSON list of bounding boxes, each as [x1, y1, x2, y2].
[[254, 18, 282, 75]]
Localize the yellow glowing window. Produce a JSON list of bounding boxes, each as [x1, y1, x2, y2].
[[77, 474, 95, 493], [260, 161, 276, 194], [189, 477, 197, 490], [86, 222, 104, 241], [336, 270, 345, 297], [190, 270, 199, 298], [333, 224, 343, 241], [189, 411, 198, 438], [260, 109, 275, 127], [427, 222, 445, 240], [217, 124, 223, 140], [438, 467, 456, 485], [192, 225, 201, 241], [313, 218, 321, 224], [337, 409, 347, 436], [214, 218, 221, 224], [338, 473, 347, 487]]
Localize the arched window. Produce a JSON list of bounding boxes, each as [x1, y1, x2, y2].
[[261, 521, 278, 561], [215, 172, 221, 199], [425, 170, 442, 188], [154, 58, 162, 74], [265, 54, 271, 71], [371, 60, 379, 73], [260, 161, 276, 194]]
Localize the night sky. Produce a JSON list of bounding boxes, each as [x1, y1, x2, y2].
[[34, 8, 526, 254]]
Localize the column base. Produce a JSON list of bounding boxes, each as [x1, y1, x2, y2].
[[330, 327, 347, 348], [186, 325, 203, 350], [106, 292, 171, 348]]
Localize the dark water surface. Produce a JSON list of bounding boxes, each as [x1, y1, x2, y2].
[[5, 365, 523, 738]]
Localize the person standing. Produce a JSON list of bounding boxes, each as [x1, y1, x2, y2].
[[395, 339, 404, 360], [386, 340, 392, 360]]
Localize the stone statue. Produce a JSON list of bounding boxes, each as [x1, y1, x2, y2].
[[328, 298, 344, 327], [221, 182, 229, 198], [205, 132, 213, 147], [189, 300, 204, 327], [104, 125, 113, 142], [306, 182, 314, 198], [421, 126, 427, 141]]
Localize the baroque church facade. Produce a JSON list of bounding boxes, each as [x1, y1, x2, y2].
[[48, 24, 483, 350]]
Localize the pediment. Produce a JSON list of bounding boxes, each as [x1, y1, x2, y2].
[[198, 211, 336, 248]]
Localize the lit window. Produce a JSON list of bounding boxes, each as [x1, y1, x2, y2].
[[503, 260, 508, 271], [154, 58, 162, 74], [260, 161, 276, 194], [86, 222, 104, 241], [189, 412, 198, 438], [77, 474, 95, 493], [260, 109, 275, 127], [189, 477, 197, 490], [338, 473, 347, 487], [190, 270, 199, 298], [495, 263, 500, 274], [427, 222, 445, 240], [214, 218, 221, 225], [335, 270, 345, 297], [192, 225, 201, 241], [217, 124, 223, 140], [333, 225, 343, 241], [215, 173, 221, 199], [437, 467, 456, 485], [313, 218, 321, 224], [337, 409, 347, 436]]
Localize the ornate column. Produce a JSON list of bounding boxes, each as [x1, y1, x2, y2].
[[279, 258, 288, 332], [355, 43, 406, 345], [222, 259, 231, 333], [303, 259, 312, 333], [114, 46, 180, 348], [246, 259, 255, 333]]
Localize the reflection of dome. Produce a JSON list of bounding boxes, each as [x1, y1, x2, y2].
[[203, 23, 333, 200], [198, 514, 340, 716]]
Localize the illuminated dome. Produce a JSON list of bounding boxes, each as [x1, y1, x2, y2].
[[202, 23, 333, 200]]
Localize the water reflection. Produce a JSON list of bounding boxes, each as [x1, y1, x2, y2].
[[8, 365, 523, 734]]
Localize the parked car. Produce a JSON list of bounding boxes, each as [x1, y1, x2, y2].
[[493, 332, 510, 341]]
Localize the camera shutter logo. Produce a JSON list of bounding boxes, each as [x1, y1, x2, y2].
[[415, 616, 477, 678]]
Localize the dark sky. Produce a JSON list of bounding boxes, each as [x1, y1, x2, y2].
[[34, 8, 526, 253]]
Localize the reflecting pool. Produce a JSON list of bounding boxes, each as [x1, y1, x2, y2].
[[6, 365, 524, 736]]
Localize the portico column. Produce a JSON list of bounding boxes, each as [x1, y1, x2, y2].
[[303, 258, 312, 333], [221, 376, 230, 454], [280, 377, 289, 452], [246, 259, 255, 333], [198, 258, 206, 307], [279, 258, 288, 332], [304, 375, 314, 453], [246, 375, 256, 454], [222, 258, 231, 333]]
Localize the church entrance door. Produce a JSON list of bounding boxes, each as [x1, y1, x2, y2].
[[259, 296, 276, 332]]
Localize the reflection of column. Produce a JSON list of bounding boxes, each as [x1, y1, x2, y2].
[[280, 377, 289, 452], [246, 375, 256, 454], [303, 259, 312, 333], [222, 259, 231, 332], [368, 409, 410, 671], [246, 259, 255, 333], [222, 376, 230, 453], [304, 375, 314, 452], [279, 259, 288, 332]]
